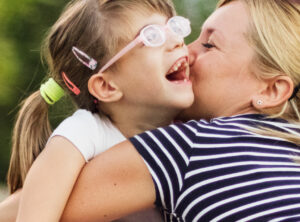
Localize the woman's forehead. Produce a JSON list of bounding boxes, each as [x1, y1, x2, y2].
[[202, 1, 249, 37]]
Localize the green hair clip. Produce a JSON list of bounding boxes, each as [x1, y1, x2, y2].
[[40, 78, 64, 105]]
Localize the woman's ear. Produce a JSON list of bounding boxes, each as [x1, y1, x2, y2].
[[252, 75, 293, 109], [88, 73, 123, 103]]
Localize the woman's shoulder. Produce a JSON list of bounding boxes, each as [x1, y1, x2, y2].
[[184, 113, 300, 132], [178, 114, 262, 135]]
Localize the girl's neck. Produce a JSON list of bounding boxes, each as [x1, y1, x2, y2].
[[107, 105, 179, 138]]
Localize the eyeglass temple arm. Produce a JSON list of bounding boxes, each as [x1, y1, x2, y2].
[[99, 36, 142, 73]]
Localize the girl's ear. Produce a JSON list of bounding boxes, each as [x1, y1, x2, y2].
[[252, 75, 294, 109], [88, 73, 123, 103]]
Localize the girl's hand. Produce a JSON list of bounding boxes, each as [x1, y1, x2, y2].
[[16, 136, 86, 222], [0, 189, 21, 222]]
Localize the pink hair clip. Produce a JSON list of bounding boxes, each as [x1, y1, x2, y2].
[[62, 72, 81, 95], [72, 47, 98, 70]]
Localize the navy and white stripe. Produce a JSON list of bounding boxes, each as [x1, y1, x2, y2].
[[130, 114, 300, 221]]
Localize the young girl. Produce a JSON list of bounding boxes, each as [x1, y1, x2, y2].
[[3, 0, 194, 221]]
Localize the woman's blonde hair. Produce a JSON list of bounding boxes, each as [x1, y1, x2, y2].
[[217, 0, 300, 142], [7, 0, 176, 194]]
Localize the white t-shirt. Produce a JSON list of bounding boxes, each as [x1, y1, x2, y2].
[[50, 109, 126, 162]]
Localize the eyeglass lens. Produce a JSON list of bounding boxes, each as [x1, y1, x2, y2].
[[168, 17, 190, 37], [143, 17, 190, 46], [169, 19, 186, 36], [143, 26, 165, 46]]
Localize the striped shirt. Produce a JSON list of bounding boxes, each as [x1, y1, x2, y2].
[[129, 114, 300, 222]]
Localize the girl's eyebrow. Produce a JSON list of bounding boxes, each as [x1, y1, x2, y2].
[[133, 23, 151, 39], [134, 18, 167, 38]]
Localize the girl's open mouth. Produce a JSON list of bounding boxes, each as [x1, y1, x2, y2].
[[166, 56, 189, 83]]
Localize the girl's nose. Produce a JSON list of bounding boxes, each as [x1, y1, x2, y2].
[[165, 30, 185, 51], [188, 43, 197, 66]]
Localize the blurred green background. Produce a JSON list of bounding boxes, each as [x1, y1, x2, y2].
[[0, 0, 217, 185]]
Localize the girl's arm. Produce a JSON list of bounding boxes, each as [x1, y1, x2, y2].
[[0, 189, 21, 222], [16, 136, 86, 222], [60, 140, 156, 222]]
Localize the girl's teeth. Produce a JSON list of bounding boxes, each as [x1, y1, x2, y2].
[[168, 58, 188, 74]]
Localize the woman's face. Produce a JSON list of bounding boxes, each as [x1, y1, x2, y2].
[[180, 1, 262, 121]]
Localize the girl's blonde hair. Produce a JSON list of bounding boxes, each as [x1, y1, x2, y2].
[[217, 0, 300, 143], [7, 0, 175, 194]]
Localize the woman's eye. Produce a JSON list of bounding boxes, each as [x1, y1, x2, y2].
[[202, 43, 215, 49]]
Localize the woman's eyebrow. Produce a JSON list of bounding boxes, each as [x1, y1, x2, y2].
[[212, 29, 225, 42], [201, 26, 226, 43]]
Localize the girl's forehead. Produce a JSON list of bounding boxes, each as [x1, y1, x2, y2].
[[131, 13, 168, 33], [113, 13, 169, 52]]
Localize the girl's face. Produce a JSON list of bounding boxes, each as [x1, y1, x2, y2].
[[180, 1, 261, 121], [111, 13, 194, 114]]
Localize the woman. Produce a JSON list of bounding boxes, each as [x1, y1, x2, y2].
[[58, 0, 300, 221]]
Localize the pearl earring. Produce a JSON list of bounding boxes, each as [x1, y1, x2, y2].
[[257, 100, 263, 105]]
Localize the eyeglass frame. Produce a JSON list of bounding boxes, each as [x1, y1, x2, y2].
[[98, 15, 191, 73]]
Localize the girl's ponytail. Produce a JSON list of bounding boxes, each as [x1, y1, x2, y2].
[[7, 91, 51, 193], [7, 78, 64, 194]]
